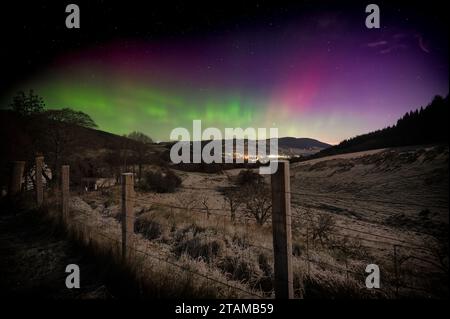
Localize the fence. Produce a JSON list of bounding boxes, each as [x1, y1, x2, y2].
[[7, 156, 449, 299]]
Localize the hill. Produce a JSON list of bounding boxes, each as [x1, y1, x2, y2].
[[0, 110, 165, 188], [0, 110, 160, 160], [313, 95, 449, 158], [277, 137, 331, 149]]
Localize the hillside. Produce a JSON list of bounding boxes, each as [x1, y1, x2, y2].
[[277, 137, 331, 149], [70, 143, 449, 298], [0, 110, 154, 157], [313, 95, 449, 158], [0, 110, 165, 188], [162, 137, 330, 155]]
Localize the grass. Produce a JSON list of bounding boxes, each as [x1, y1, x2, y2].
[[4, 170, 447, 299], [46, 194, 263, 298], [67, 189, 449, 298]]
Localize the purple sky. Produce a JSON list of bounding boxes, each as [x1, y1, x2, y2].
[[4, 4, 448, 144]]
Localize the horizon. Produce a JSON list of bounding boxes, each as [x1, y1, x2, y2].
[[2, 94, 446, 146]]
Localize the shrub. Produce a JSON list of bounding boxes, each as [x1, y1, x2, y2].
[[139, 169, 181, 193], [311, 213, 335, 246], [135, 217, 163, 240], [256, 253, 273, 292], [174, 224, 206, 242], [292, 242, 303, 257], [232, 232, 250, 249], [173, 232, 224, 263], [257, 252, 272, 277], [218, 255, 255, 282], [236, 169, 264, 186], [218, 252, 264, 286]]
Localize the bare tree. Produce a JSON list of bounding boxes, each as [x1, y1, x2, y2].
[[178, 193, 200, 214], [126, 131, 153, 181], [223, 187, 243, 222], [242, 185, 272, 225], [201, 196, 211, 219], [311, 213, 335, 246]]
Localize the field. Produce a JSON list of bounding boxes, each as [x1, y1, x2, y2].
[[54, 144, 449, 298]]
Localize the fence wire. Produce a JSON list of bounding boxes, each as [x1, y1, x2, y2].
[[20, 157, 445, 299]]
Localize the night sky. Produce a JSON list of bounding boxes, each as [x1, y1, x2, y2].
[[1, 1, 448, 144]]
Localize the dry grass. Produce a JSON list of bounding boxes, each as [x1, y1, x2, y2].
[[42, 145, 448, 298], [43, 196, 263, 298]]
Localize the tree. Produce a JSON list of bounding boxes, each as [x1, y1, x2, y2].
[[242, 185, 272, 225], [311, 213, 335, 246], [316, 94, 449, 157], [126, 131, 153, 180], [223, 187, 243, 222], [127, 131, 153, 144], [9, 90, 45, 116], [7, 90, 46, 189], [44, 108, 97, 128], [39, 108, 98, 188]]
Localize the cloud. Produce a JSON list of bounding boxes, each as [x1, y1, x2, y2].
[[367, 40, 388, 48], [379, 44, 408, 54], [416, 35, 430, 53], [366, 33, 412, 54]]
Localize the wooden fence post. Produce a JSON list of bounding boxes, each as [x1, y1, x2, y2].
[[393, 244, 399, 298], [306, 224, 311, 277], [61, 165, 70, 223], [121, 173, 135, 261], [271, 160, 295, 299], [9, 161, 25, 196], [35, 156, 44, 206]]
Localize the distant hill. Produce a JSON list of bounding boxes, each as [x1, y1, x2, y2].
[[0, 109, 167, 188], [162, 137, 331, 157], [313, 95, 449, 158], [277, 137, 331, 150], [0, 110, 147, 159]]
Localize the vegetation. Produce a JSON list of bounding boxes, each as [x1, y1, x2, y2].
[[223, 187, 243, 222], [236, 169, 264, 186], [138, 169, 182, 193], [44, 108, 98, 128], [2, 90, 448, 299], [0, 90, 164, 191], [125, 131, 154, 181], [242, 185, 272, 225], [315, 95, 449, 158], [9, 90, 45, 117]]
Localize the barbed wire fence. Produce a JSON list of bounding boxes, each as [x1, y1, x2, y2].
[[8, 157, 449, 299]]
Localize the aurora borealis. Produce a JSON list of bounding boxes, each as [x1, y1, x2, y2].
[[2, 2, 448, 144]]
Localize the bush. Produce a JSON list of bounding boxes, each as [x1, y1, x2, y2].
[[236, 169, 264, 186], [311, 213, 335, 246], [218, 255, 255, 282], [217, 253, 264, 286], [173, 231, 224, 263], [139, 169, 181, 193], [135, 218, 163, 240]]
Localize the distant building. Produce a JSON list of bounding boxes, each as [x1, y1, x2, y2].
[[81, 177, 116, 191]]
